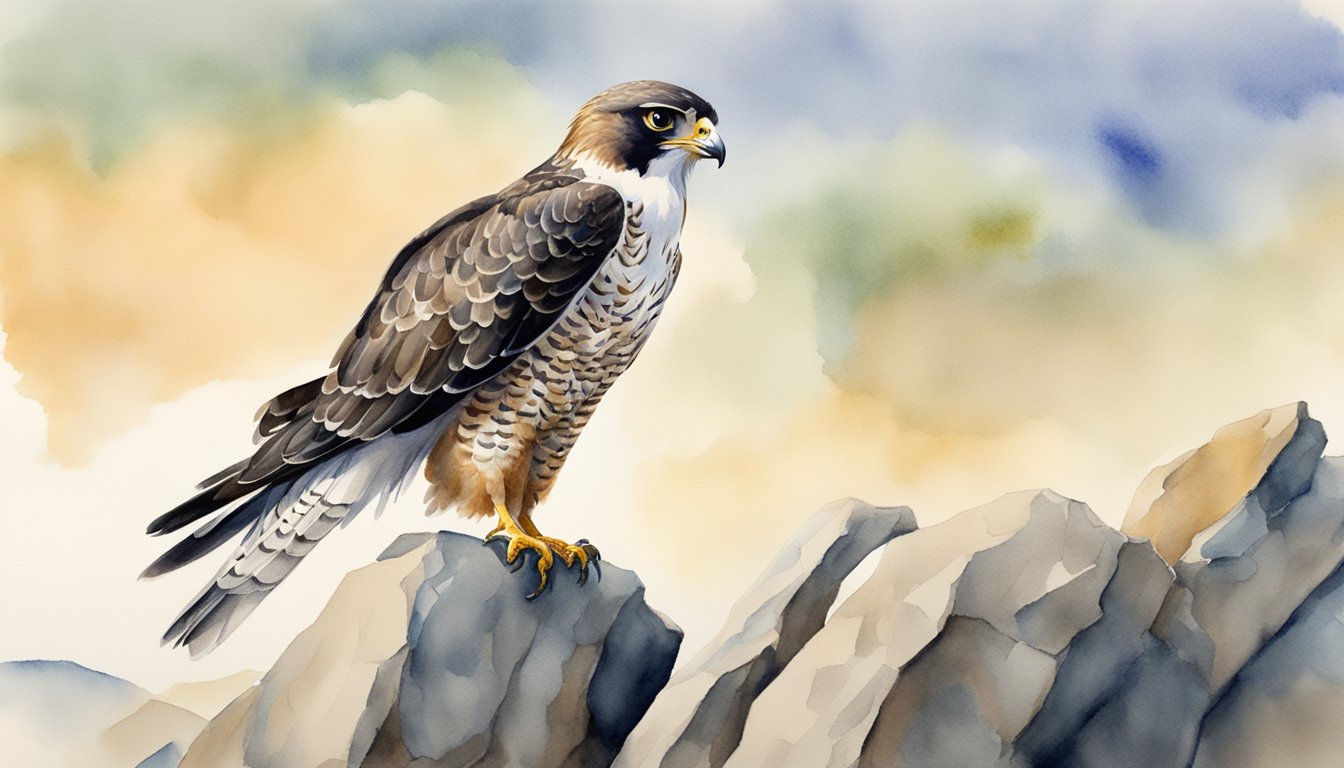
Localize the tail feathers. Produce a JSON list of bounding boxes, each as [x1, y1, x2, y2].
[[148, 448, 315, 537], [149, 376, 328, 538], [194, 458, 249, 491], [162, 585, 268, 657], [146, 476, 253, 537], [140, 484, 288, 579], [160, 473, 362, 656], [156, 411, 450, 655]]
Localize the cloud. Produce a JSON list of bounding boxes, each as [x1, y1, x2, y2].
[[710, 114, 1344, 429], [592, 94, 1344, 629], [0, 43, 559, 464], [8, 0, 1344, 466], [12, 0, 1344, 223], [290, 0, 1344, 233], [0, 0, 317, 168]]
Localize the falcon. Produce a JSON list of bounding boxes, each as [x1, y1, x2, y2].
[[141, 81, 724, 655]]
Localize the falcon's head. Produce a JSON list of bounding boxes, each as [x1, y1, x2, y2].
[[557, 80, 725, 177]]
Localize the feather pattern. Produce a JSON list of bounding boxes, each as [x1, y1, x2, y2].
[[160, 413, 450, 656], [144, 174, 623, 538], [146, 79, 720, 655], [145, 173, 625, 654]]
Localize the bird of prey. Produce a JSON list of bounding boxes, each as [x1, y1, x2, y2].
[[141, 81, 724, 655]]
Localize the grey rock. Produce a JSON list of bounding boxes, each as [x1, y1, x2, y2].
[[136, 743, 185, 768], [629, 403, 1344, 767], [863, 615, 1055, 768], [1062, 634, 1208, 768], [1008, 403, 1334, 768], [1166, 403, 1330, 690], [858, 492, 1127, 768], [717, 490, 1125, 768], [1010, 540, 1174, 766], [1122, 402, 1324, 568], [1191, 458, 1344, 768], [614, 498, 917, 768], [23, 402, 1344, 768], [180, 531, 680, 768]]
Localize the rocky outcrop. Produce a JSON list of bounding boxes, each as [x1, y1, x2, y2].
[[616, 401, 1344, 767], [647, 489, 1133, 768], [16, 402, 1344, 768], [179, 531, 681, 768], [615, 499, 917, 768]]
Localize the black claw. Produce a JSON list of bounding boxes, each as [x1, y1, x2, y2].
[[576, 539, 602, 561], [525, 576, 548, 600], [566, 540, 600, 587], [509, 556, 526, 573]]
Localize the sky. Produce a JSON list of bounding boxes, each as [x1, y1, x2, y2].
[[5, 0, 1344, 690]]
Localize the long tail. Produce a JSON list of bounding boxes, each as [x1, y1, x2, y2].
[[161, 470, 356, 656], [142, 378, 326, 542], [144, 416, 444, 657]]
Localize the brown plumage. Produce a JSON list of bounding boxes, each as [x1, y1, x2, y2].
[[141, 80, 724, 655]]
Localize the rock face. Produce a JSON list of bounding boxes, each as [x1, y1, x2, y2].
[[615, 499, 918, 768], [664, 489, 1132, 768], [15, 402, 1344, 768], [615, 401, 1344, 768], [179, 531, 681, 768]]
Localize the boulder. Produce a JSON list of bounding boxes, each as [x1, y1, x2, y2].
[[615, 499, 917, 768], [180, 531, 681, 768], [716, 490, 1127, 768]]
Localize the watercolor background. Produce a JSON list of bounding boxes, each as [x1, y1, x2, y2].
[[5, 0, 1344, 694]]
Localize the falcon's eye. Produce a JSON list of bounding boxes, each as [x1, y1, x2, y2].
[[643, 109, 675, 132]]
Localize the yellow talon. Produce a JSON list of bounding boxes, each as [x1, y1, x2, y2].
[[522, 518, 586, 566], [487, 504, 601, 595], [487, 503, 556, 598], [538, 536, 589, 569], [519, 515, 601, 586]]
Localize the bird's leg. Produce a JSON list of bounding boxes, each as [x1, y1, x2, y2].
[[518, 513, 601, 585], [485, 502, 555, 598]]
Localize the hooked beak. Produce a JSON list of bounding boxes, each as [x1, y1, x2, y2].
[[660, 116, 726, 167]]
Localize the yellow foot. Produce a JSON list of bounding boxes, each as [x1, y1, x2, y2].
[[536, 536, 602, 586], [485, 524, 556, 599]]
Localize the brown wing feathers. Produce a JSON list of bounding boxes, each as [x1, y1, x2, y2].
[[143, 176, 624, 553]]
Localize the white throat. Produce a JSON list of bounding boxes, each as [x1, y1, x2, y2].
[[571, 150, 696, 260]]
